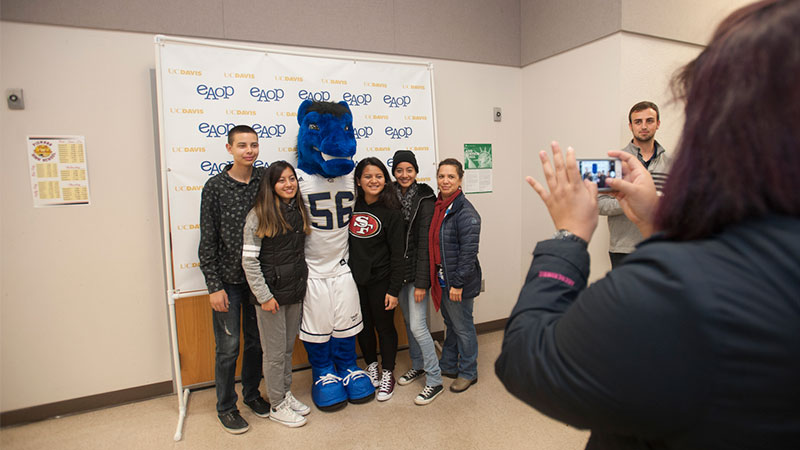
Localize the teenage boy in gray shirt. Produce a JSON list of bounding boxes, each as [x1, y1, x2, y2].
[[198, 125, 269, 434]]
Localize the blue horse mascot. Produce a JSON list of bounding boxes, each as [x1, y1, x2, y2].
[[294, 100, 375, 411]]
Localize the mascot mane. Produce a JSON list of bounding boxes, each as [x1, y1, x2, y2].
[[296, 100, 357, 178]]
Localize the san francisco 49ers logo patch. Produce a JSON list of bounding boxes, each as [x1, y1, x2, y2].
[[349, 212, 381, 238]]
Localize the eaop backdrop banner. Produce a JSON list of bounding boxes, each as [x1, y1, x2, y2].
[[156, 37, 438, 294]]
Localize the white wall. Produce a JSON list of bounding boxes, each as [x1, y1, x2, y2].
[[0, 22, 523, 411], [429, 61, 523, 331], [1, 23, 171, 412], [519, 33, 701, 283], [520, 34, 623, 281], [618, 32, 702, 151]]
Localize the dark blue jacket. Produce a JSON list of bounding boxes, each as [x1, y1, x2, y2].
[[496, 215, 800, 449], [438, 191, 482, 299]]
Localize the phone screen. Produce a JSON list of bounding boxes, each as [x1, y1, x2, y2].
[[577, 158, 620, 192]]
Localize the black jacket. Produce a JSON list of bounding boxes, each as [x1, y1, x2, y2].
[[248, 200, 308, 306], [396, 182, 435, 288], [348, 198, 405, 297], [438, 192, 482, 299], [198, 165, 265, 293], [495, 215, 800, 449]]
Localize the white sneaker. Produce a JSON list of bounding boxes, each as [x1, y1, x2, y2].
[[366, 361, 380, 388], [269, 398, 307, 428], [376, 369, 395, 402], [284, 391, 311, 416]]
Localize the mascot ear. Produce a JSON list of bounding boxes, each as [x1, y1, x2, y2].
[[298, 99, 314, 125], [337, 101, 353, 116]]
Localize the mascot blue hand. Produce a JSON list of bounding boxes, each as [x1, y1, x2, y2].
[[296, 100, 357, 178]]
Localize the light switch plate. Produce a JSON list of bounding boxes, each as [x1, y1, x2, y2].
[[7, 89, 24, 110]]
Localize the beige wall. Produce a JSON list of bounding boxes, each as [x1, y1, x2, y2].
[[621, 0, 754, 46], [0, 0, 522, 66], [521, 0, 622, 66], [521, 0, 753, 65]]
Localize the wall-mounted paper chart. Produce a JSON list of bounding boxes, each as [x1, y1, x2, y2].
[[27, 136, 91, 207]]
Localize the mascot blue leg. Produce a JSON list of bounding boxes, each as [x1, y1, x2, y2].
[[304, 340, 348, 412], [332, 336, 375, 404]]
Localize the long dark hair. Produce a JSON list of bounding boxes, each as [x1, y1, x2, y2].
[[253, 161, 311, 237], [354, 157, 401, 209], [657, 0, 800, 240]]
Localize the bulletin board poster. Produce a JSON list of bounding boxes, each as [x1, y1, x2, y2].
[[463, 143, 492, 194], [27, 136, 91, 207]]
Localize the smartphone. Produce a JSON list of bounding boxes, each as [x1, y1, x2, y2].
[[577, 158, 621, 192]]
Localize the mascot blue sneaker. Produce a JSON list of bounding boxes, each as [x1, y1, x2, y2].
[[294, 100, 367, 410], [333, 336, 375, 403], [305, 340, 348, 411]]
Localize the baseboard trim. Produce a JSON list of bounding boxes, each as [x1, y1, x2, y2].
[[1, 381, 173, 428]]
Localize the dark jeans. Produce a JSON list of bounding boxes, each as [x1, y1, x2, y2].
[[212, 282, 263, 415], [439, 288, 478, 380], [609, 252, 628, 269], [356, 278, 398, 371]]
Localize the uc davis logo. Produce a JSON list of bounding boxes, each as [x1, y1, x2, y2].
[[385, 126, 413, 139], [199, 122, 235, 138], [298, 90, 331, 102], [383, 95, 411, 108], [196, 85, 235, 100], [355, 126, 373, 140], [250, 87, 285, 102], [349, 212, 381, 238], [343, 92, 373, 107], [252, 123, 287, 139]]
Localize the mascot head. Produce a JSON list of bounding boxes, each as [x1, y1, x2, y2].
[[296, 100, 357, 178]]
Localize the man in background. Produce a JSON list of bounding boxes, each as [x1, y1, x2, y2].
[[599, 101, 671, 268]]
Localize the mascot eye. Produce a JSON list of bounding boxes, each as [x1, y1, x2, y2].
[[309, 124, 319, 131], [344, 125, 351, 131]]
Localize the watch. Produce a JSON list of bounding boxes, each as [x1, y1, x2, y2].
[[552, 229, 588, 248]]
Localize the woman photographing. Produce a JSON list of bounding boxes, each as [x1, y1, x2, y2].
[[496, 1, 800, 447]]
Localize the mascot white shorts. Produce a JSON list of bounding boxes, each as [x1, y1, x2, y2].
[[299, 273, 363, 343]]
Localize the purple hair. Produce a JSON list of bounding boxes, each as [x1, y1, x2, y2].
[[656, 0, 800, 240]]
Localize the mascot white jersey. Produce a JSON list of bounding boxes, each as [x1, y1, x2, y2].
[[297, 170, 355, 278]]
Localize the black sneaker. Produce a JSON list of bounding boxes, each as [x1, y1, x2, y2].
[[244, 397, 271, 418], [218, 411, 250, 434], [414, 384, 444, 405], [397, 368, 425, 386]]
